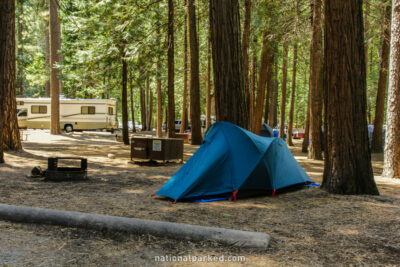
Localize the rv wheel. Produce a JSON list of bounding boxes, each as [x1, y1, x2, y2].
[[65, 125, 73, 133]]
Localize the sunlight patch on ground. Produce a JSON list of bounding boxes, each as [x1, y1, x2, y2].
[[209, 201, 280, 210], [294, 156, 308, 160], [122, 189, 145, 194], [374, 176, 400, 185], [337, 228, 361, 236], [308, 171, 324, 177]]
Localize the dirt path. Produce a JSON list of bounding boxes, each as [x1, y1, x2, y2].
[[0, 130, 399, 266]]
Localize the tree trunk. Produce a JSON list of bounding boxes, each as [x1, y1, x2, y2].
[[180, 11, 188, 134], [263, 89, 269, 125], [264, 54, 274, 125], [156, 36, 163, 137], [145, 75, 151, 131], [188, 0, 202, 145], [167, 0, 175, 138], [16, 0, 23, 96], [121, 57, 129, 145], [302, 88, 311, 152], [364, 0, 370, 76], [287, 0, 299, 146], [279, 40, 289, 139], [303, 0, 314, 153], [271, 59, 279, 127], [287, 43, 298, 146], [115, 97, 119, 126], [45, 18, 50, 97], [242, 0, 251, 109], [206, 32, 212, 129], [129, 69, 136, 133], [322, 0, 378, 195], [252, 33, 271, 135], [371, 4, 391, 153], [165, 106, 168, 133], [309, 0, 323, 159], [210, 0, 249, 129], [367, 103, 372, 125], [268, 59, 277, 127], [383, 0, 400, 178], [149, 89, 153, 130], [146, 75, 152, 130], [0, 0, 19, 162], [50, 0, 60, 135], [140, 71, 147, 131], [250, 38, 257, 123]]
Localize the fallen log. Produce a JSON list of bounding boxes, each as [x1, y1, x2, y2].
[[0, 203, 270, 248]]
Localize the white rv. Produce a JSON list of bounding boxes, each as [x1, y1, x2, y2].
[[16, 98, 117, 132]]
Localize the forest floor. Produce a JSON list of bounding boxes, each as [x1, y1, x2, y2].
[[0, 129, 399, 266]]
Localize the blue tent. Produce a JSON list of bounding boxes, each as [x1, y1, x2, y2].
[[261, 123, 274, 137], [156, 122, 312, 201]]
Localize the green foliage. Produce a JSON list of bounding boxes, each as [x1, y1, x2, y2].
[[16, 0, 388, 127]]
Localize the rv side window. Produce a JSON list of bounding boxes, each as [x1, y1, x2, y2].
[[18, 109, 27, 117], [17, 101, 24, 105], [81, 106, 96, 114], [108, 107, 114, 115], [31, 105, 47, 114]]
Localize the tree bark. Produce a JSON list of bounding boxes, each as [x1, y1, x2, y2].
[[180, 11, 188, 134], [263, 87, 269, 125], [308, 0, 323, 159], [279, 39, 289, 139], [250, 38, 257, 123], [50, 0, 60, 135], [206, 32, 212, 129], [302, 87, 311, 152], [146, 76, 152, 130], [287, 43, 298, 146], [167, 0, 175, 138], [16, 0, 24, 96], [367, 103, 372, 125], [210, 0, 249, 129], [364, 0, 370, 76], [371, 4, 391, 153], [287, 0, 300, 146], [146, 75, 149, 129], [139, 75, 147, 131], [268, 59, 278, 127], [303, 0, 314, 153], [164, 106, 168, 133], [264, 54, 274, 125], [242, 0, 251, 109], [45, 18, 50, 97], [188, 0, 202, 145], [149, 88, 153, 130], [1, 0, 20, 153], [383, 0, 400, 178], [129, 69, 136, 133], [156, 37, 163, 137], [0, 0, 18, 162], [252, 33, 271, 135], [322, 0, 379, 194], [121, 57, 129, 145]]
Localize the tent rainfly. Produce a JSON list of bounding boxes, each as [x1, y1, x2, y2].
[[156, 122, 312, 201]]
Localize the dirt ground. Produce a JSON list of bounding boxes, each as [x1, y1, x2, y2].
[[0, 129, 399, 266]]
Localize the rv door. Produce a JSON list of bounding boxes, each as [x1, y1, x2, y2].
[[17, 108, 28, 128]]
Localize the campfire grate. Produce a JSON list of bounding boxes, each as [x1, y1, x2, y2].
[[45, 157, 88, 181]]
